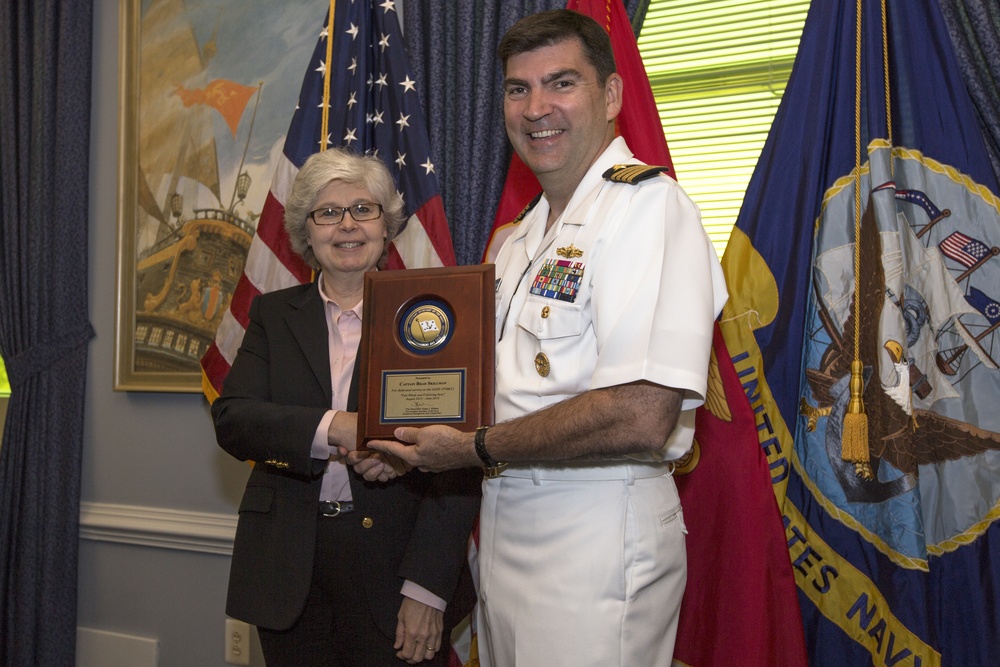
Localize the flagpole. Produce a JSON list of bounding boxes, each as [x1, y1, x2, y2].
[[321, 0, 337, 151], [880, 0, 893, 180], [228, 82, 264, 213]]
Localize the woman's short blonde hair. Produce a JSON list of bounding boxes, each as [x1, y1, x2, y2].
[[283, 147, 405, 270]]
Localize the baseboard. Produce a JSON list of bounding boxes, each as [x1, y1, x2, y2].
[[79, 502, 237, 555], [77, 627, 159, 667]]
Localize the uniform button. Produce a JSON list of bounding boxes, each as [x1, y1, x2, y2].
[[541, 306, 550, 318], [362, 517, 374, 528], [534, 353, 550, 377]]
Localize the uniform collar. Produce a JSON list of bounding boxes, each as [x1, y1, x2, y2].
[[509, 136, 635, 250]]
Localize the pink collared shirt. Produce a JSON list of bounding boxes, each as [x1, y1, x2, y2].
[[309, 277, 445, 612], [310, 280, 361, 503]]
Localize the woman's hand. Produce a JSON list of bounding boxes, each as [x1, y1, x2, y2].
[[326, 411, 358, 461], [346, 449, 409, 481], [395, 597, 444, 664]]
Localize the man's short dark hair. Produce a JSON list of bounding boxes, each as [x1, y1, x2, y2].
[[498, 9, 617, 85]]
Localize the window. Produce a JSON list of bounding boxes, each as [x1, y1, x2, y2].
[[0, 355, 8, 397], [0, 355, 9, 441], [638, 0, 811, 255]]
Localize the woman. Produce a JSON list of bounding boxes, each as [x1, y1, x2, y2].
[[212, 148, 480, 667]]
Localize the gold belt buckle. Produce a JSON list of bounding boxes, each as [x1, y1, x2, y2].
[[484, 463, 508, 479]]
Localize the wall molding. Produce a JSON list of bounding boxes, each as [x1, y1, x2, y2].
[[80, 501, 237, 556]]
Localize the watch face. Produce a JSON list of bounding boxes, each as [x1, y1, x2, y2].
[[399, 299, 453, 354]]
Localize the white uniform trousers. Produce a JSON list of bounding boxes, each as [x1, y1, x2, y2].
[[476, 462, 687, 667]]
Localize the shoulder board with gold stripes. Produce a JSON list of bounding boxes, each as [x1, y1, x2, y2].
[[510, 192, 543, 225], [601, 164, 670, 184]]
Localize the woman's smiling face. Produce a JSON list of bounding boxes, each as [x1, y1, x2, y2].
[[306, 179, 387, 281]]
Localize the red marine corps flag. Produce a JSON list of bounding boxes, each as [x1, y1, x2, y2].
[[200, 0, 455, 401]]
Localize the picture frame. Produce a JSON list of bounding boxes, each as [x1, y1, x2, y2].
[[114, 0, 320, 391]]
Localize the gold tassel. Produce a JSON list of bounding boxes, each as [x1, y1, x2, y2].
[[842, 359, 873, 479]]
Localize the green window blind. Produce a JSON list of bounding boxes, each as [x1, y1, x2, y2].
[[638, 0, 811, 256]]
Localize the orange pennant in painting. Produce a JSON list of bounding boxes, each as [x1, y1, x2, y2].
[[173, 79, 258, 137]]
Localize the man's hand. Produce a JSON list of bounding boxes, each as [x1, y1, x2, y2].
[[368, 425, 480, 472], [395, 597, 444, 664]]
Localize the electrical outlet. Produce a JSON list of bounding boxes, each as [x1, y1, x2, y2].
[[225, 618, 251, 665]]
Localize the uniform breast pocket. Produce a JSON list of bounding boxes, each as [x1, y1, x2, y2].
[[514, 297, 590, 391], [516, 297, 584, 341]]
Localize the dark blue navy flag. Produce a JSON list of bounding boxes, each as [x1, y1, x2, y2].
[[202, 0, 455, 400], [717, 0, 1000, 665]]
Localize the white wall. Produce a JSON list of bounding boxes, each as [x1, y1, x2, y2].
[[81, 0, 259, 664]]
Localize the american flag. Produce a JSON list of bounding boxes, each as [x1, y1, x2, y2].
[[201, 0, 455, 400], [939, 230, 990, 269]]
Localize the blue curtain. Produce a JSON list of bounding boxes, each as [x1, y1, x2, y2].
[[0, 1, 96, 665], [938, 0, 1000, 184], [404, 0, 650, 266]]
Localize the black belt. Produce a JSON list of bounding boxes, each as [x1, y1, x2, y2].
[[318, 500, 355, 517]]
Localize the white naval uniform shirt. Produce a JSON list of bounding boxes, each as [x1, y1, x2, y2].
[[492, 137, 727, 460]]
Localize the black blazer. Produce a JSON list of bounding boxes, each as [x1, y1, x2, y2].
[[212, 281, 481, 636]]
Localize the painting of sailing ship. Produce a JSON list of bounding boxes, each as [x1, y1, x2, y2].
[[115, 0, 320, 391]]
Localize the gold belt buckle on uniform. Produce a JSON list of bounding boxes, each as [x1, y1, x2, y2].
[[483, 463, 508, 479]]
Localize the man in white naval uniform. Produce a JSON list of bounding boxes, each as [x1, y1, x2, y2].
[[368, 9, 727, 666]]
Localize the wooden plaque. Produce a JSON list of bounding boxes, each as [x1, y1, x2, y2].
[[357, 264, 495, 449]]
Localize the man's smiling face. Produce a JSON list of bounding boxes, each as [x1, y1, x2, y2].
[[502, 37, 622, 195]]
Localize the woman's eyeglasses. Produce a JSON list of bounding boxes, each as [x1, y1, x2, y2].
[[308, 203, 383, 225]]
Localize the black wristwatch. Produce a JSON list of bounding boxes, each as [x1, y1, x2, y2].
[[475, 425, 506, 477]]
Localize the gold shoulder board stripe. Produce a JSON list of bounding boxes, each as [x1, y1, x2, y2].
[[510, 192, 543, 225], [601, 164, 669, 184]]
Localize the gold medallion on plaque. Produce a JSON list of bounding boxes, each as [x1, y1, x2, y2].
[[400, 300, 452, 353]]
